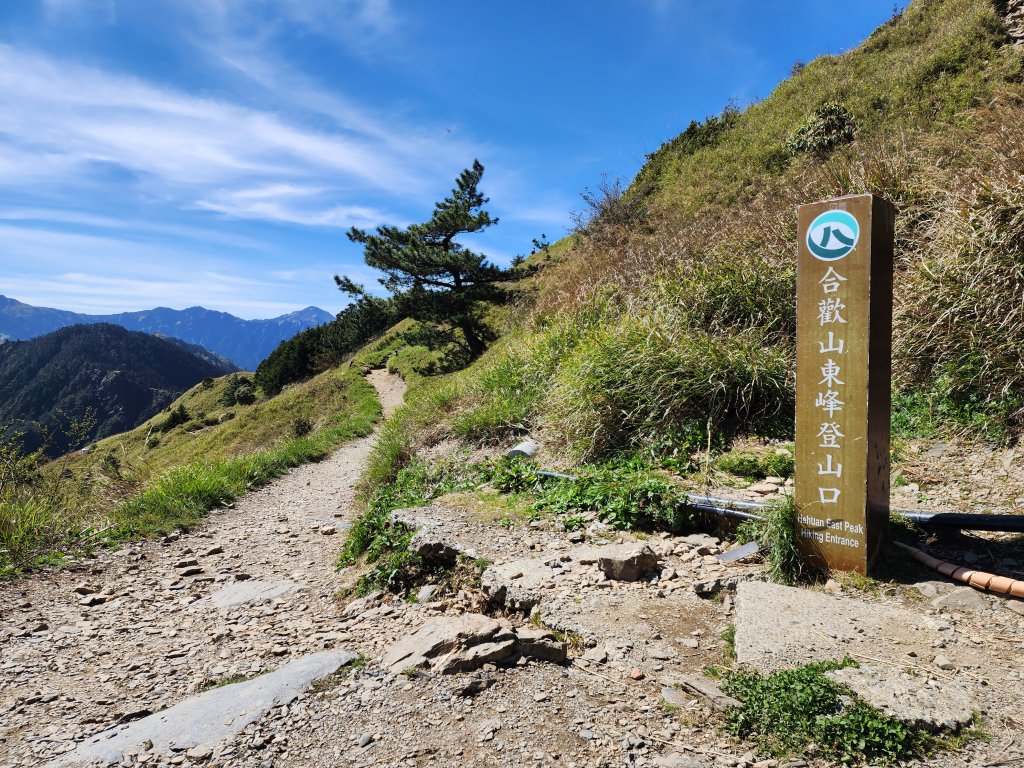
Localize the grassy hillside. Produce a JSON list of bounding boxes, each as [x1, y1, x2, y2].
[[382, 0, 1024, 463], [1, 365, 379, 576], [89, 367, 377, 476], [337, 0, 1024, 590]]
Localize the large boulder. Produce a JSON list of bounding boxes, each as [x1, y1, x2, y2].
[[596, 543, 659, 581]]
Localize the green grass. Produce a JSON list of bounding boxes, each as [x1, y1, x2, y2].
[[1, 370, 380, 577], [720, 658, 957, 764], [716, 446, 794, 480]]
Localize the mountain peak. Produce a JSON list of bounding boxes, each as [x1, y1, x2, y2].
[[0, 297, 333, 369]]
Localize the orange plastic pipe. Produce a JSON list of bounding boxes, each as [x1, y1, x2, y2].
[[892, 541, 1024, 599]]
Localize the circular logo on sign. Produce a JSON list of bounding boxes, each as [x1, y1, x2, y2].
[[806, 209, 859, 261]]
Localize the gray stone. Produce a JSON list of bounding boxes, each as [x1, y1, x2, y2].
[[204, 580, 304, 610], [653, 754, 709, 768], [734, 581, 944, 672], [933, 654, 956, 671], [381, 614, 517, 674], [913, 580, 953, 599], [596, 544, 659, 581], [57, 651, 355, 764], [932, 586, 989, 613], [660, 686, 692, 708], [416, 584, 439, 604], [582, 646, 608, 663], [827, 665, 975, 730], [357, 733, 373, 747], [1006, 600, 1024, 617], [516, 628, 567, 664], [692, 576, 741, 597], [665, 675, 741, 711], [390, 506, 472, 565], [481, 558, 553, 613]]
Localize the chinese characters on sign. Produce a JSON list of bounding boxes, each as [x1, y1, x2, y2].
[[795, 195, 894, 574]]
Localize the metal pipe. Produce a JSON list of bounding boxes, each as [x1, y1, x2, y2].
[[530, 467, 1024, 532], [893, 510, 1024, 533]]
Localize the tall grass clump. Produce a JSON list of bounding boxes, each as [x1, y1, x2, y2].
[[757, 494, 804, 585], [898, 175, 1024, 438], [0, 418, 106, 577], [542, 318, 793, 461]]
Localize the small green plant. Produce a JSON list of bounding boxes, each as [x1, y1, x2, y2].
[[311, 654, 367, 692], [722, 658, 938, 763], [202, 673, 251, 691], [562, 514, 586, 531], [786, 102, 857, 156], [716, 447, 793, 480], [720, 624, 736, 661], [292, 417, 313, 437]]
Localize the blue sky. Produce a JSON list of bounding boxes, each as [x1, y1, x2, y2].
[[0, 0, 899, 319]]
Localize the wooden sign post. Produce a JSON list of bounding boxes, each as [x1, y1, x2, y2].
[[795, 194, 894, 574]]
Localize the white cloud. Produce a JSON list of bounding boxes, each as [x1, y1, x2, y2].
[[0, 44, 476, 229]]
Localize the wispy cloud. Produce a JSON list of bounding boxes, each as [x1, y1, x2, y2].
[[0, 43, 476, 229]]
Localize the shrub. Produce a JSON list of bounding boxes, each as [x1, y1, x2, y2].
[[542, 319, 793, 460], [786, 102, 857, 156], [220, 375, 256, 407], [158, 404, 190, 433], [898, 179, 1024, 439], [717, 447, 794, 479]]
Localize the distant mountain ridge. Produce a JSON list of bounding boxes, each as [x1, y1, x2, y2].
[[0, 296, 333, 370], [0, 324, 239, 456]]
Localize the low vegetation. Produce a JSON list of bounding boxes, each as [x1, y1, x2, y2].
[[1, 367, 379, 577], [718, 658, 944, 764]]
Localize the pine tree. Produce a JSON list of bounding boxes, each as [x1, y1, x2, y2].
[[339, 160, 524, 359]]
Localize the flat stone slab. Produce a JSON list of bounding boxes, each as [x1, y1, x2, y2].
[[382, 614, 517, 674], [827, 665, 975, 730], [735, 581, 943, 671], [932, 585, 991, 613], [205, 580, 304, 609], [56, 650, 355, 764], [481, 557, 559, 612]]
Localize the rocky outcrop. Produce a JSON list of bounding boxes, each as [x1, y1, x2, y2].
[[390, 506, 477, 565], [596, 543, 660, 581], [381, 614, 567, 674], [997, 0, 1024, 44]]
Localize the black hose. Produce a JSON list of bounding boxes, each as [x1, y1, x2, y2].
[[532, 469, 1024, 532]]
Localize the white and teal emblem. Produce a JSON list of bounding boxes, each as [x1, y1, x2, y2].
[[806, 209, 859, 261]]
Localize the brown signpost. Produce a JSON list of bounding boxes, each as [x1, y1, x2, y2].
[[795, 194, 894, 574]]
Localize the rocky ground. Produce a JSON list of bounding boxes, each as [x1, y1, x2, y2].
[[2, 370, 1024, 768]]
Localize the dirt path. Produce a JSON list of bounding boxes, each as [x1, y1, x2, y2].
[[3, 367, 1023, 768], [0, 371, 406, 767]]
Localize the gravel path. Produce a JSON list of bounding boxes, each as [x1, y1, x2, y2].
[[3, 368, 1023, 768], [0, 371, 405, 767]]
